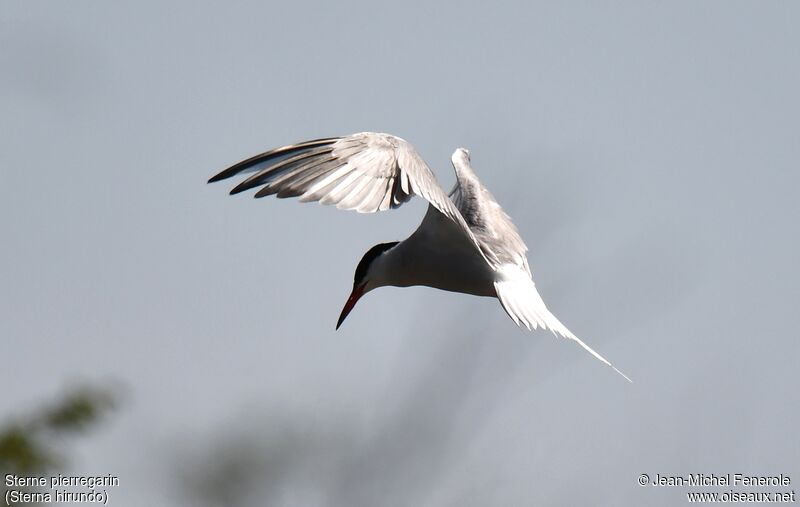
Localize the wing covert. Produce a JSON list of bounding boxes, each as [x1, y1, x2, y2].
[[449, 149, 530, 271]]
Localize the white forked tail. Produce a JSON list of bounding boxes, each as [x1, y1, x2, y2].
[[494, 267, 632, 382]]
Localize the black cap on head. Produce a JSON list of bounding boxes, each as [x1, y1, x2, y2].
[[353, 241, 399, 286], [337, 241, 399, 330]]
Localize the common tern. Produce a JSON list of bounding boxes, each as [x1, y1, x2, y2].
[[209, 132, 630, 381]]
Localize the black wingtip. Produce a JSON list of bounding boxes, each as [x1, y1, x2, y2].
[[208, 166, 242, 184], [208, 137, 341, 187]]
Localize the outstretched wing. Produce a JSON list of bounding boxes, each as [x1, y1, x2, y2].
[[209, 132, 486, 259], [448, 148, 530, 270]]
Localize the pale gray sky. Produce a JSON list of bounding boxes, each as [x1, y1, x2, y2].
[[2, 1, 798, 506]]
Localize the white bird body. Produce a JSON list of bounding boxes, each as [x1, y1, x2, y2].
[[209, 132, 630, 382], [373, 204, 497, 297]]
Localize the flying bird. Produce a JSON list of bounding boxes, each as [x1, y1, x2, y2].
[[209, 132, 630, 381]]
